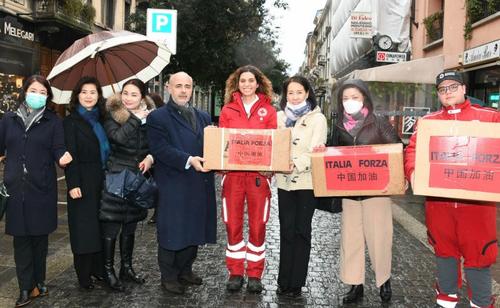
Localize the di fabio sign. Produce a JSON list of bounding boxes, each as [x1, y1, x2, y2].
[[376, 51, 407, 63], [146, 9, 177, 54], [414, 119, 500, 202]]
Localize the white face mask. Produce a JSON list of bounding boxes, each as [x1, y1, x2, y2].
[[286, 100, 307, 111], [342, 99, 363, 114]]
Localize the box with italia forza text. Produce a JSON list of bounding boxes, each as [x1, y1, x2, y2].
[[311, 143, 405, 197], [203, 127, 291, 172], [413, 119, 500, 202]]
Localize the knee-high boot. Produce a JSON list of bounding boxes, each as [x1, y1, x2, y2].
[[119, 234, 145, 284], [103, 237, 124, 291]]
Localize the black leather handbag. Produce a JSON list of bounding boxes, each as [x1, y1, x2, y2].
[[316, 196, 342, 214], [0, 181, 9, 221]]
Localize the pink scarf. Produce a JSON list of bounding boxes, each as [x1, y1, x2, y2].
[[343, 107, 368, 132]]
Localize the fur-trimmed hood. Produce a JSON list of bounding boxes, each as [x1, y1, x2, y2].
[[106, 93, 156, 124]]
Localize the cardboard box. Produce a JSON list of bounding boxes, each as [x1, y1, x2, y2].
[[203, 127, 291, 172], [413, 119, 500, 202], [311, 143, 405, 197]]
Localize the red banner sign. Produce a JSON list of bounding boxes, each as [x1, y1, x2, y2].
[[323, 146, 390, 190], [227, 133, 272, 166], [428, 136, 500, 193]]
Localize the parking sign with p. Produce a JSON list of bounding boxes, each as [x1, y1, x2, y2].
[[147, 9, 177, 54]]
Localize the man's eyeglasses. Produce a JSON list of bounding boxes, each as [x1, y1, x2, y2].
[[437, 83, 461, 95]]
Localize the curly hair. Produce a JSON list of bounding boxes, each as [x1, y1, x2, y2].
[[224, 65, 273, 104], [68, 76, 106, 120]]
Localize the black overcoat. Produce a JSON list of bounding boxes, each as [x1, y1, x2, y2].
[[146, 102, 216, 251], [63, 112, 103, 254], [0, 110, 66, 236]]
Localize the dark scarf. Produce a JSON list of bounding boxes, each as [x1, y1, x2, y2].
[[16, 102, 46, 131], [78, 105, 110, 168], [169, 100, 197, 131], [284, 101, 311, 127], [343, 107, 368, 137]]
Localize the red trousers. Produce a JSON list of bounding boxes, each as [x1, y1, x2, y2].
[[222, 173, 271, 278], [426, 200, 497, 268]]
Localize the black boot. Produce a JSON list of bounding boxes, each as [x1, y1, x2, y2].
[[103, 237, 124, 291], [15, 290, 31, 307], [380, 279, 392, 302], [342, 284, 363, 304], [119, 234, 145, 284]]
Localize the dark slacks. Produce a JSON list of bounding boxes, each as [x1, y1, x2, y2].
[[158, 245, 198, 282], [100, 222, 137, 238], [13, 235, 49, 291], [73, 252, 104, 287], [277, 189, 316, 289]]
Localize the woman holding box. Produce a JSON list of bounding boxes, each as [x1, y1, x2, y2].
[[275, 76, 327, 297], [219, 65, 277, 293], [333, 79, 401, 304]]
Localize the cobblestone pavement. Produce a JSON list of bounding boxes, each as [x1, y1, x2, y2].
[[0, 176, 497, 307]]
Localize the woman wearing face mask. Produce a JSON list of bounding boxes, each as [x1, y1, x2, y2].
[[219, 65, 277, 293], [0, 75, 72, 307], [99, 78, 155, 291], [63, 76, 109, 290], [275, 76, 327, 298], [333, 79, 401, 304]]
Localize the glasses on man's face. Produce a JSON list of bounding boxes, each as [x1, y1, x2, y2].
[[437, 83, 461, 95]]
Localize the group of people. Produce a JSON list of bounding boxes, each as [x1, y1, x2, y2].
[[0, 66, 497, 308]]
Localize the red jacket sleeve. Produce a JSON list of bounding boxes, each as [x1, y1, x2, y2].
[[266, 107, 277, 129], [219, 107, 228, 128], [404, 122, 418, 180]]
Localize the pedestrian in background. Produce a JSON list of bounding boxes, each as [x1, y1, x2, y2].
[[333, 79, 400, 304], [405, 71, 498, 308], [145, 92, 164, 225], [275, 76, 327, 298], [219, 65, 277, 293], [0, 75, 72, 307], [63, 76, 109, 290], [99, 78, 155, 291], [147, 72, 216, 295]]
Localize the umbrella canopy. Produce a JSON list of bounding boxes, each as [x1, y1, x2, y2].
[[47, 30, 171, 104]]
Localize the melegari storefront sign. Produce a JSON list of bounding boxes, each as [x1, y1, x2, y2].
[[0, 15, 35, 43], [463, 39, 500, 66]]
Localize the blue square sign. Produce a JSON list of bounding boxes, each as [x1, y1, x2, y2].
[[152, 12, 172, 33]]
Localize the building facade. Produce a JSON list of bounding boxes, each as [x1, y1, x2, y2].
[[412, 0, 500, 108], [0, 0, 135, 114]]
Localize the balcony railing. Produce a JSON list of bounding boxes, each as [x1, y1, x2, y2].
[[33, 0, 94, 32]]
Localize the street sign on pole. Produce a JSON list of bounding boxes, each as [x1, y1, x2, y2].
[[402, 107, 430, 135], [146, 9, 177, 54], [376, 51, 407, 63]]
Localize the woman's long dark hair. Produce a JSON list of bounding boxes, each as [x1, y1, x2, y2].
[[18, 75, 54, 107], [68, 76, 106, 119], [279, 75, 317, 110], [122, 78, 148, 98]]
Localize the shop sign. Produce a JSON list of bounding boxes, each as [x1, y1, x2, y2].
[[376, 51, 407, 63], [402, 107, 430, 135], [0, 16, 34, 42], [350, 12, 372, 38], [463, 39, 500, 65]]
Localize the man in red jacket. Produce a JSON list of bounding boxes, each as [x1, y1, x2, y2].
[[404, 70, 499, 308]]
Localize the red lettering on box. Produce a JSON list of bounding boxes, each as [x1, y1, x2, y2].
[[428, 136, 500, 193], [227, 133, 272, 166]]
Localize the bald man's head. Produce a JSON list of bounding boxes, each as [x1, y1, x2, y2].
[[168, 72, 193, 106]]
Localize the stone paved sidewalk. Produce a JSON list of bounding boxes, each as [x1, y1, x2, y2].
[[0, 178, 490, 307]]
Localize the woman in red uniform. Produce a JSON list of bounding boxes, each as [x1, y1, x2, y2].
[[219, 65, 277, 293]]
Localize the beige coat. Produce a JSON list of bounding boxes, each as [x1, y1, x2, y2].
[[276, 106, 327, 191]]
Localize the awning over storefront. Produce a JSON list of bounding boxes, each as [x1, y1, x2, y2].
[[346, 55, 444, 84]]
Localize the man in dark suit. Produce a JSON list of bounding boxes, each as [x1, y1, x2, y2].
[[146, 72, 217, 295]]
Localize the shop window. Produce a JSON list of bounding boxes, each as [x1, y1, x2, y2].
[[0, 73, 23, 116]]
